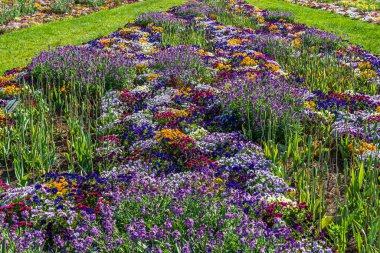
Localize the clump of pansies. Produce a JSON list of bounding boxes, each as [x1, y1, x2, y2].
[[0, 180, 10, 194]]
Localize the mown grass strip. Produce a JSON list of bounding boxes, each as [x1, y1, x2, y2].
[[247, 0, 380, 54], [0, 0, 186, 74]]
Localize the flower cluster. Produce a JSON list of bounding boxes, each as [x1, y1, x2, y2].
[[282, 0, 380, 24], [305, 91, 380, 137], [0, 180, 10, 194]]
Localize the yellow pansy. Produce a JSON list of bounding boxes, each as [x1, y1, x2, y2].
[[265, 63, 280, 72], [155, 128, 187, 143], [305, 101, 316, 109], [240, 56, 257, 67], [246, 72, 257, 82], [227, 38, 242, 46], [0, 74, 16, 83], [216, 62, 232, 71], [147, 73, 159, 81], [171, 109, 189, 118], [292, 38, 301, 48], [0, 108, 5, 118], [151, 26, 163, 33], [45, 178, 74, 196], [3, 85, 20, 96], [269, 24, 278, 31]]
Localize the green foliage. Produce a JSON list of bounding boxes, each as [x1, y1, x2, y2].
[[0, 0, 36, 25], [116, 194, 245, 252], [75, 0, 105, 7], [49, 0, 73, 14]]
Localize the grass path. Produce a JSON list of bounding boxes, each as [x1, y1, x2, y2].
[[0, 0, 186, 74], [247, 0, 380, 54]]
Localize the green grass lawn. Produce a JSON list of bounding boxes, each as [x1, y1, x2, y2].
[[0, 0, 186, 74], [247, 0, 380, 54]]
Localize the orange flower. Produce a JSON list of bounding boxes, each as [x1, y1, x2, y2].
[[3, 85, 21, 96], [227, 38, 242, 46], [155, 128, 187, 143], [269, 24, 278, 31]]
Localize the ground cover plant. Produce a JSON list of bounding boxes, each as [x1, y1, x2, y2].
[[0, 0, 139, 33], [0, 0, 379, 252], [281, 0, 379, 23]]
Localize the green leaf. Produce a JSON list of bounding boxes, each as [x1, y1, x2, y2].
[[22, 174, 30, 181], [358, 162, 365, 189], [321, 215, 333, 230]]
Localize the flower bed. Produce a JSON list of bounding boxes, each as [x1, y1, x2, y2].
[[0, 0, 379, 252], [282, 0, 380, 24], [0, 0, 140, 34]]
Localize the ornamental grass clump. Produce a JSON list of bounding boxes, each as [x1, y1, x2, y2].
[[151, 45, 214, 87], [48, 0, 73, 14], [28, 45, 135, 95], [220, 74, 306, 142], [263, 11, 294, 23], [135, 10, 211, 49], [170, 0, 213, 19]]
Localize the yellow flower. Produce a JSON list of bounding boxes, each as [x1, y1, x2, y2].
[[198, 49, 213, 56], [358, 61, 371, 70], [120, 26, 140, 35], [151, 26, 163, 33], [257, 16, 265, 24], [349, 141, 377, 155], [147, 73, 159, 81], [155, 128, 187, 143], [232, 52, 247, 57], [376, 106, 380, 113], [174, 88, 192, 98], [216, 62, 232, 71], [209, 13, 217, 20], [171, 109, 189, 118], [3, 85, 20, 96], [362, 142, 376, 152], [45, 178, 71, 196], [265, 63, 280, 72], [292, 38, 301, 48], [227, 38, 242, 46], [135, 63, 148, 74], [360, 69, 376, 79], [224, 82, 232, 92], [139, 39, 148, 44], [269, 24, 278, 31], [0, 108, 5, 118], [246, 72, 257, 82], [305, 101, 316, 109], [348, 143, 354, 152], [214, 177, 223, 184], [0, 74, 16, 83], [240, 56, 257, 67]]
